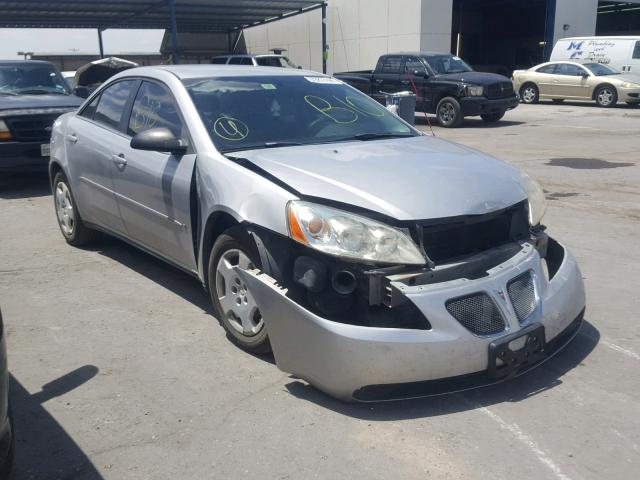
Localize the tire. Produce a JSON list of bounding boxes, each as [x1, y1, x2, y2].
[[552, 99, 565, 104], [52, 172, 98, 246], [480, 111, 506, 122], [519, 83, 539, 104], [208, 229, 271, 354], [436, 97, 463, 128], [594, 85, 617, 108]]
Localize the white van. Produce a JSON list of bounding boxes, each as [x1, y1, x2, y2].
[[551, 36, 640, 74]]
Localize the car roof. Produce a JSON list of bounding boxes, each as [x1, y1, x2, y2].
[[0, 59, 55, 66], [212, 54, 286, 59], [119, 64, 318, 80]]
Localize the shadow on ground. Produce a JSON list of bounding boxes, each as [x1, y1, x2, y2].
[[0, 173, 50, 200], [414, 115, 525, 129], [10, 366, 102, 480], [284, 320, 599, 419]]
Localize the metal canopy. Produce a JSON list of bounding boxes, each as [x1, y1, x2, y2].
[[0, 0, 324, 33]]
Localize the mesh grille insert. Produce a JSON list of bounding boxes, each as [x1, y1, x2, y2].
[[445, 293, 506, 335], [508, 271, 536, 323]]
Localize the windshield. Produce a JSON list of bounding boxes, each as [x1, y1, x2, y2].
[[256, 56, 297, 68], [0, 63, 71, 95], [584, 63, 619, 76], [424, 54, 473, 75], [183, 75, 417, 153]]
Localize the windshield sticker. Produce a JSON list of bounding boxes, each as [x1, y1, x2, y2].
[[261, 83, 276, 90], [213, 116, 249, 141], [304, 76, 343, 85]]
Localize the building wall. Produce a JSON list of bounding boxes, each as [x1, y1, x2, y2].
[[243, 0, 428, 74], [553, 0, 640, 43]]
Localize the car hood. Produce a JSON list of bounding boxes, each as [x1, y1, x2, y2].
[[0, 93, 82, 114], [435, 71, 511, 86], [231, 136, 528, 221], [609, 73, 640, 84]]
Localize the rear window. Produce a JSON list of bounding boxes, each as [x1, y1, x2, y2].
[[229, 57, 253, 65], [634, 41, 640, 60], [211, 57, 228, 64], [536, 64, 556, 74], [381, 56, 402, 74]]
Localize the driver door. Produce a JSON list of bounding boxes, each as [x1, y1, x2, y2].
[[110, 80, 198, 271]]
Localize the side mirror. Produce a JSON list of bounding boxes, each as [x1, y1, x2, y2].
[[413, 69, 428, 78], [130, 128, 187, 155], [581, 72, 590, 78], [73, 86, 90, 99]]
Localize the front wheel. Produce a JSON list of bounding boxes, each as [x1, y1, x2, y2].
[[480, 111, 506, 122], [519, 84, 539, 104], [436, 97, 463, 128], [53, 172, 98, 246], [208, 231, 271, 354], [595, 85, 617, 108]]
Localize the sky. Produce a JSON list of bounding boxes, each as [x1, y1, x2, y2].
[[0, 28, 165, 58]]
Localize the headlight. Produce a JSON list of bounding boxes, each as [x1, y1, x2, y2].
[[287, 201, 425, 265], [0, 119, 12, 141], [521, 173, 547, 226], [465, 85, 484, 97], [622, 82, 640, 88]]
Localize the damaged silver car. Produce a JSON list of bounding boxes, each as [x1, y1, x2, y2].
[[49, 66, 586, 401]]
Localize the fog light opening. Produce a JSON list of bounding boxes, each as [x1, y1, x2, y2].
[[332, 270, 357, 295]]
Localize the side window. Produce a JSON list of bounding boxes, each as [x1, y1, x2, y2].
[[556, 64, 585, 76], [93, 80, 137, 130], [536, 64, 557, 74], [404, 57, 428, 75], [633, 41, 640, 60], [128, 81, 184, 138], [229, 57, 253, 65], [381, 56, 402, 74], [211, 57, 228, 64], [79, 94, 100, 119]]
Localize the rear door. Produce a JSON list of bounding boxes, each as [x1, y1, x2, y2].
[[65, 79, 138, 234], [371, 55, 403, 104], [552, 63, 590, 99], [110, 80, 198, 271], [533, 64, 558, 96]]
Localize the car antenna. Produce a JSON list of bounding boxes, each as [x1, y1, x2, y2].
[[407, 69, 436, 137]]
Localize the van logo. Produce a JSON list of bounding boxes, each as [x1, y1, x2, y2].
[[567, 41, 584, 51]]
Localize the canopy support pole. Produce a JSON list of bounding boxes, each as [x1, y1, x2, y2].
[[321, 2, 327, 74], [167, 0, 179, 64], [97, 28, 104, 58]]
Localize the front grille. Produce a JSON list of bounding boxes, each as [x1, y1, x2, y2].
[[5, 114, 59, 142], [421, 202, 528, 264], [507, 271, 536, 323], [446, 293, 506, 335], [486, 81, 514, 99]]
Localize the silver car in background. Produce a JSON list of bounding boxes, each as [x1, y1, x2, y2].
[[49, 65, 586, 401]]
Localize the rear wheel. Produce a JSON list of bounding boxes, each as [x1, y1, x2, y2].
[[595, 85, 617, 108], [53, 172, 98, 246], [519, 84, 539, 104], [208, 230, 271, 353], [480, 111, 506, 122], [436, 97, 463, 128]]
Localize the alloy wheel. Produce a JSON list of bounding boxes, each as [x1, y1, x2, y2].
[[55, 181, 75, 236], [215, 249, 263, 336], [597, 88, 614, 106], [439, 102, 455, 123], [522, 87, 537, 103]]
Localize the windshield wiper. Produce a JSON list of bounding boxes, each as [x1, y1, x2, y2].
[[335, 132, 415, 142], [220, 141, 302, 153]]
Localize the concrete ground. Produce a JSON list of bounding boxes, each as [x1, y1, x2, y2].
[[1, 101, 639, 480]]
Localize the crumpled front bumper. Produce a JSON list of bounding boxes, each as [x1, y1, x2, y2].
[[237, 240, 586, 402]]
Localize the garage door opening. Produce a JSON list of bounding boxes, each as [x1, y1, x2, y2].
[[451, 0, 551, 76], [597, 1, 640, 35]]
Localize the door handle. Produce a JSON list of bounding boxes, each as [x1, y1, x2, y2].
[[111, 154, 127, 167], [66, 134, 78, 144], [400, 80, 410, 85], [374, 79, 384, 84]]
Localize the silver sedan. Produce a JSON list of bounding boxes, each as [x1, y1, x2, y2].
[[50, 65, 586, 401]]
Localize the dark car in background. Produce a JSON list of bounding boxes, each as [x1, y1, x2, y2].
[[0, 309, 13, 478], [0, 60, 82, 173], [334, 52, 519, 127]]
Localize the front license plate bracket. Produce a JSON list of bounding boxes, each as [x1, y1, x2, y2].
[[488, 323, 546, 379]]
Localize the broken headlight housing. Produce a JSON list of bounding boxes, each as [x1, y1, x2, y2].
[[287, 201, 425, 265], [522, 173, 547, 226]]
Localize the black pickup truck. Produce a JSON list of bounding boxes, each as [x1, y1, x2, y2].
[[334, 52, 519, 127], [0, 60, 83, 172]]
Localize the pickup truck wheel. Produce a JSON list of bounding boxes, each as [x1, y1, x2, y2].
[[519, 84, 539, 104], [53, 172, 98, 246], [480, 111, 505, 122], [208, 230, 271, 354], [436, 97, 463, 128], [595, 85, 617, 107]]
